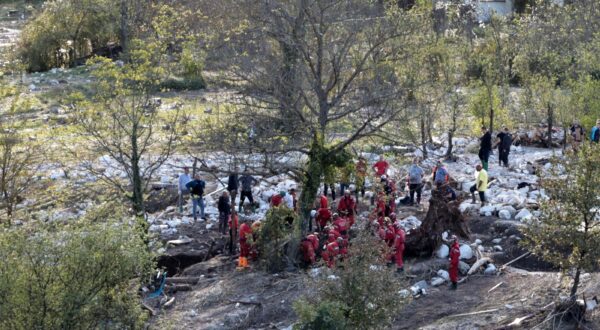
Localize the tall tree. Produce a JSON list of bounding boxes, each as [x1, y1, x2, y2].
[[199, 1, 420, 229]]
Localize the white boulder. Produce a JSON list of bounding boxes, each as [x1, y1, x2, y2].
[[484, 264, 497, 275], [479, 205, 496, 216], [515, 209, 532, 221], [437, 269, 450, 281], [498, 210, 511, 220], [436, 244, 449, 259], [430, 277, 445, 287], [459, 244, 473, 260]]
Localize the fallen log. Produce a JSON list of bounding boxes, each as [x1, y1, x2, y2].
[[405, 190, 470, 257]]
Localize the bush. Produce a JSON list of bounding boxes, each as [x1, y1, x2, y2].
[[161, 76, 206, 91], [0, 203, 153, 329], [257, 206, 300, 273], [294, 232, 408, 329]]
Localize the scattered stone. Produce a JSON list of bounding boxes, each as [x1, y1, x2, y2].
[[515, 209, 532, 221], [474, 239, 482, 245], [492, 238, 502, 244], [477, 245, 485, 252], [493, 245, 503, 252], [430, 277, 445, 287], [437, 269, 450, 281], [459, 244, 473, 260], [435, 244, 449, 259], [498, 209, 511, 220], [459, 261, 470, 275], [167, 236, 193, 246], [49, 79, 59, 86], [206, 223, 214, 230], [484, 264, 497, 275], [479, 205, 495, 216]]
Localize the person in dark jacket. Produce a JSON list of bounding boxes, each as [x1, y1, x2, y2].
[[238, 169, 258, 213], [227, 170, 239, 211], [479, 126, 492, 171], [218, 191, 231, 235], [186, 174, 206, 221], [495, 127, 512, 167]]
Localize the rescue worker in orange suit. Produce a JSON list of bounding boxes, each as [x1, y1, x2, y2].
[[238, 221, 253, 268], [394, 224, 406, 273], [322, 240, 340, 268], [337, 190, 356, 227], [300, 237, 316, 267], [449, 235, 460, 290], [316, 195, 332, 232], [307, 233, 320, 258], [332, 213, 349, 240]]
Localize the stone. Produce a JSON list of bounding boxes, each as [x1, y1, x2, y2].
[[493, 245, 503, 252], [492, 238, 502, 244], [484, 264, 497, 275], [515, 209, 532, 221], [459, 244, 473, 260], [479, 205, 495, 216], [49, 79, 59, 86], [206, 223, 214, 230], [28, 84, 37, 91], [431, 277, 445, 287], [437, 269, 450, 281], [459, 261, 470, 275], [477, 245, 485, 252], [435, 244, 449, 259], [474, 239, 482, 245], [498, 205, 517, 217], [498, 210, 512, 220], [398, 289, 411, 299]]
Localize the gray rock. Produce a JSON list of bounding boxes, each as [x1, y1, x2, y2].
[[492, 238, 502, 244], [484, 264, 497, 275], [430, 277, 445, 287], [493, 245, 503, 252], [459, 244, 473, 260], [459, 261, 470, 275], [435, 244, 449, 259]]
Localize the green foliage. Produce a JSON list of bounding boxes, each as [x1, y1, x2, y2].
[[293, 300, 348, 330], [18, 0, 118, 72], [294, 232, 408, 329], [0, 203, 153, 329], [161, 76, 205, 91], [468, 83, 511, 132], [521, 143, 600, 297], [257, 206, 300, 273]]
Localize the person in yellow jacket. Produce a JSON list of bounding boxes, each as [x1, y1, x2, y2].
[[469, 164, 488, 205]]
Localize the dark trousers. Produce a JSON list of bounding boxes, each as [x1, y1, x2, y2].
[[340, 182, 349, 196], [239, 190, 254, 212], [409, 184, 422, 204], [219, 212, 229, 235], [324, 184, 336, 200], [479, 149, 490, 171], [499, 149, 509, 167], [470, 185, 486, 202], [229, 227, 236, 254]]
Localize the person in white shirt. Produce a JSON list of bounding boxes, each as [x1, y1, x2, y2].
[[178, 167, 191, 213], [284, 188, 295, 209]]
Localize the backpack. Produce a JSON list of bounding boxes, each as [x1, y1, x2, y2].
[[409, 165, 422, 184], [593, 127, 600, 142], [187, 180, 205, 196], [434, 167, 448, 183]]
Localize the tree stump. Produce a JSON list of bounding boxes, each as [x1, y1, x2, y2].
[[405, 190, 470, 257]]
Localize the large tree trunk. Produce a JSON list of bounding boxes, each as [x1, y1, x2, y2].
[[405, 190, 470, 257], [299, 135, 324, 233], [487, 84, 495, 134], [120, 0, 129, 54]]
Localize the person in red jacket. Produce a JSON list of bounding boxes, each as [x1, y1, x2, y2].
[[238, 221, 253, 268], [337, 237, 348, 259], [394, 224, 406, 273], [337, 190, 356, 227], [373, 155, 389, 176], [300, 237, 316, 267], [270, 191, 284, 207], [327, 226, 341, 243], [316, 195, 332, 231], [333, 213, 349, 239], [322, 240, 340, 268], [228, 211, 239, 255], [449, 235, 461, 290]]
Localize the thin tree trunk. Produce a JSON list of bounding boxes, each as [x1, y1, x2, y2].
[[487, 84, 494, 134], [131, 124, 144, 214], [571, 266, 581, 301], [120, 0, 129, 54], [547, 103, 553, 148], [420, 113, 428, 159]]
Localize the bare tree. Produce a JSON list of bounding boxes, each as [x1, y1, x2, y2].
[[198, 1, 420, 227], [0, 95, 39, 224]]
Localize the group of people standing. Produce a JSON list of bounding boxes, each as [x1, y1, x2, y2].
[[478, 126, 513, 171]]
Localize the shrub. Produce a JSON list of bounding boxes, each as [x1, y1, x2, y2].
[[294, 232, 408, 329], [257, 206, 300, 273], [0, 203, 154, 329]]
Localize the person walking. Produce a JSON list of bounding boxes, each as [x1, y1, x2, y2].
[[469, 164, 488, 204], [407, 158, 424, 205], [449, 235, 460, 290], [570, 120, 584, 152], [238, 169, 258, 213], [479, 126, 492, 171], [217, 191, 231, 235], [591, 120, 600, 143], [227, 169, 239, 211], [496, 127, 512, 167], [177, 167, 191, 213], [186, 173, 206, 221], [355, 156, 367, 199]]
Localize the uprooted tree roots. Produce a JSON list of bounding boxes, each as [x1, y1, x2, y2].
[[405, 190, 470, 257]]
